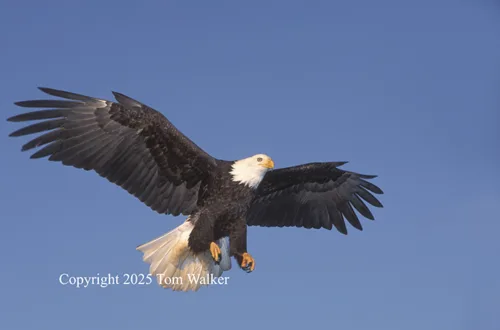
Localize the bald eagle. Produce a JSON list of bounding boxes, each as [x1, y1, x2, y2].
[[8, 87, 384, 291]]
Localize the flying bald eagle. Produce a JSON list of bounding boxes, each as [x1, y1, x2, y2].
[[7, 87, 384, 291]]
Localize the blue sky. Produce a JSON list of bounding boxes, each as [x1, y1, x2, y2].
[[0, 1, 499, 329]]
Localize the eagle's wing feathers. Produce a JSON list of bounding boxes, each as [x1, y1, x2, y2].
[[247, 162, 383, 234], [8, 87, 219, 216]]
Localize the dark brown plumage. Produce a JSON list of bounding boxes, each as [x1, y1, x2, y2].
[[248, 162, 383, 234], [8, 87, 222, 216]]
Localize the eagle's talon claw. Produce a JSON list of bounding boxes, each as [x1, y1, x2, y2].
[[210, 242, 221, 264], [240, 252, 255, 273]]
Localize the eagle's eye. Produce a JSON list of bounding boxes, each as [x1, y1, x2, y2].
[[257, 157, 263, 162]]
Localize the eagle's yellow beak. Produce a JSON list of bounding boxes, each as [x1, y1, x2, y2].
[[261, 158, 275, 169]]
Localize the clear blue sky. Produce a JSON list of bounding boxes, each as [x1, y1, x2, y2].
[[0, 1, 498, 329]]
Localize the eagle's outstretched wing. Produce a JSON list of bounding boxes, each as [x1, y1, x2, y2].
[[8, 87, 221, 216], [246, 162, 383, 234]]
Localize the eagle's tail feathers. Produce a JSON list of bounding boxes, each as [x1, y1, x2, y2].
[[136, 219, 230, 292]]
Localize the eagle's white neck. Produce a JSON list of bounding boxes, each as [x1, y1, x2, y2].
[[230, 160, 268, 189]]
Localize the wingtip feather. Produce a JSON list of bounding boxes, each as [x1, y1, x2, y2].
[[111, 91, 128, 100], [38, 87, 61, 96], [13, 101, 29, 108], [38, 86, 51, 92], [359, 174, 378, 179]]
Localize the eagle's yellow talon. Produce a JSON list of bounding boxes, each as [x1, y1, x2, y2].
[[209, 242, 221, 263], [240, 252, 255, 272]]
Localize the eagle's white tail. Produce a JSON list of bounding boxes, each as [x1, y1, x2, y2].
[[136, 220, 231, 291]]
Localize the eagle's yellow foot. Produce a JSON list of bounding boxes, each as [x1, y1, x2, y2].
[[210, 242, 221, 264], [240, 252, 255, 273]]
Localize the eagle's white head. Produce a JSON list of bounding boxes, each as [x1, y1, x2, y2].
[[230, 154, 274, 189]]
